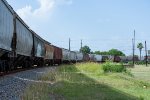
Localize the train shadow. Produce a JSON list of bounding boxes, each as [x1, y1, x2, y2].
[[51, 64, 140, 100]]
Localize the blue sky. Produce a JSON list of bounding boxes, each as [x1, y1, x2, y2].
[[7, 0, 150, 56]]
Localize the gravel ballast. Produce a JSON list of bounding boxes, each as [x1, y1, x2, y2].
[[0, 67, 56, 100]]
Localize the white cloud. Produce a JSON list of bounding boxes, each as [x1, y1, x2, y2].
[[17, 0, 54, 21], [16, 0, 73, 23], [16, 0, 73, 40], [34, 0, 55, 18]]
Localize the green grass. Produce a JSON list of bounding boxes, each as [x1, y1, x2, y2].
[[102, 61, 125, 72], [130, 65, 150, 82], [22, 63, 150, 100]]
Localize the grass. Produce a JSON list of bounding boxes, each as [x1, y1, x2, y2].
[[130, 65, 150, 82], [22, 63, 150, 100]]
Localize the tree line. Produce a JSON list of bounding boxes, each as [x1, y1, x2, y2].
[[80, 45, 125, 56], [80, 42, 146, 58]]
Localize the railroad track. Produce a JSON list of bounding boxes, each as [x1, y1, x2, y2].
[[0, 68, 30, 77], [0, 66, 56, 100], [0, 66, 54, 77]]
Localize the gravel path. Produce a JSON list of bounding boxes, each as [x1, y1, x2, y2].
[[0, 67, 56, 100]]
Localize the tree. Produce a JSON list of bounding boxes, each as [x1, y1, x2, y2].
[[94, 49, 125, 56], [97, 51, 109, 55], [94, 51, 101, 55], [108, 49, 125, 56], [90, 51, 94, 54], [80, 45, 91, 54], [137, 43, 144, 60]]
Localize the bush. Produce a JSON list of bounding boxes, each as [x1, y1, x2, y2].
[[102, 61, 125, 73], [128, 61, 133, 65]]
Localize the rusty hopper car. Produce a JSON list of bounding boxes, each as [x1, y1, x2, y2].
[[53, 46, 62, 65], [89, 54, 95, 61], [113, 56, 121, 62], [44, 41, 54, 66], [0, 0, 15, 72], [83, 54, 90, 62]]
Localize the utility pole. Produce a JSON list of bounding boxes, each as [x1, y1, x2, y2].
[[81, 39, 82, 50], [69, 38, 71, 51], [132, 30, 135, 67], [132, 38, 135, 66], [145, 41, 148, 66]]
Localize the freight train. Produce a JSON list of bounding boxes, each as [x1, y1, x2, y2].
[[0, 0, 139, 73]]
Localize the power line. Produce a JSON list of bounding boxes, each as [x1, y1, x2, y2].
[[145, 41, 148, 66], [133, 30, 135, 66], [80, 39, 83, 52], [69, 38, 71, 51]]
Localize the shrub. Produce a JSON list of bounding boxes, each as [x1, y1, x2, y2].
[[128, 61, 133, 65], [102, 61, 125, 73]]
